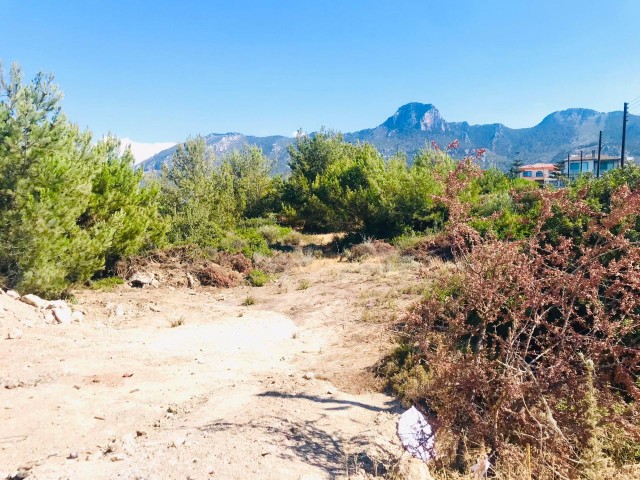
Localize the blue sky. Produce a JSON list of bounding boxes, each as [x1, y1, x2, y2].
[[2, 0, 639, 143]]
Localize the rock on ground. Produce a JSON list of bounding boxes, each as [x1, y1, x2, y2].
[[389, 453, 434, 480], [20, 294, 49, 309]]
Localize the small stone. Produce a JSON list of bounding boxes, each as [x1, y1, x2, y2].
[[129, 272, 156, 288], [121, 432, 136, 454], [71, 310, 84, 322], [326, 386, 336, 395], [149, 304, 161, 312], [7, 328, 23, 340], [43, 310, 55, 324], [302, 371, 315, 380], [53, 307, 73, 324], [46, 299, 68, 310], [171, 436, 186, 448], [68, 451, 79, 459], [114, 304, 126, 317], [390, 453, 434, 480], [6, 290, 20, 300], [20, 294, 49, 309], [4, 380, 19, 389], [110, 453, 127, 462]]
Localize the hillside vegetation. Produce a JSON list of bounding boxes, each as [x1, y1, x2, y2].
[[1, 64, 639, 478]]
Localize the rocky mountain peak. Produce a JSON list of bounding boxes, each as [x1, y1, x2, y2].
[[381, 102, 446, 132]]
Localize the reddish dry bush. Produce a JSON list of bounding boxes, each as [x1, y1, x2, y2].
[[348, 239, 396, 261], [115, 245, 243, 289], [194, 264, 240, 287], [349, 242, 377, 260], [400, 161, 640, 477], [213, 252, 253, 274], [371, 239, 396, 255]]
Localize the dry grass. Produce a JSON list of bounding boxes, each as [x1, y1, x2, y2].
[[169, 316, 185, 328]]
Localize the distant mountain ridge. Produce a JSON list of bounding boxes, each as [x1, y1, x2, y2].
[[141, 103, 640, 173]]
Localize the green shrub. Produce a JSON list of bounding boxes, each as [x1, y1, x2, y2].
[[217, 228, 271, 258], [89, 277, 125, 290], [247, 269, 269, 287]]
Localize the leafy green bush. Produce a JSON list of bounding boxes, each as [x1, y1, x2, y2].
[[247, 269, 269, 287]]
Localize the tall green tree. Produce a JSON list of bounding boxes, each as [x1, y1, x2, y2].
[[160, 136, 234, 245], [0, 63, 163, 296], [221, 146, 274, 218]]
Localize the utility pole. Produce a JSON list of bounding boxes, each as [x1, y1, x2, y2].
[[597, 131, 602, 178], [621, 102, 628, 168]]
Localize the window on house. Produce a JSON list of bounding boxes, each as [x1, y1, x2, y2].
[[523, 171, 532, 177], [570, 163, 580, 172], [535, 171, 543, 177]]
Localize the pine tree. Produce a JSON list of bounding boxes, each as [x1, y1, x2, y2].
[[508, 157, 524, 179], [0, 63, 162, 296]]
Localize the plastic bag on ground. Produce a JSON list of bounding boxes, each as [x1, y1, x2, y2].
[[397, 406, 435, 462]]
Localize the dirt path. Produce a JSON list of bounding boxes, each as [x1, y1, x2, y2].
[[1, 255, 421, 479]]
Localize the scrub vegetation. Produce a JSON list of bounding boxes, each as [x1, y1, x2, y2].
[[1, 64, 638, 478]]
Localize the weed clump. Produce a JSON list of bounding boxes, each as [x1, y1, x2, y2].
[[89, 277, 125, 291], [247, 269, 269, 287]]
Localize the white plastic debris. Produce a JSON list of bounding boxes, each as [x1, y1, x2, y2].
[[397, 406, 435, 462], [470, 456, 491, 478]]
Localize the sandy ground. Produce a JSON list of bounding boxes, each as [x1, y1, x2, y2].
[[1, 255, 422, 479]]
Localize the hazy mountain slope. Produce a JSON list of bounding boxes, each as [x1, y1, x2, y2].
[[141, 103, 640, 173]]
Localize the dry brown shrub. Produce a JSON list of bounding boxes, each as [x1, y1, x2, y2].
[[348, 239, 396, 262], [393, 159, 640, 478], [193, 264, 240, 287], [403, 234, 456, 262], [253, 252, 303, 274], [371, 239, 396, 255], [213, 252, 253, 274], [115, 245, 242, 288], [349, 242, 377, 261]]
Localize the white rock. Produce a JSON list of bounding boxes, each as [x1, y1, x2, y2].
[[114, 304, 125, 317], [7, 328, 23, 340], [302, 371, 315, 380], [121, 433, 136, 455], [46, 299, 68, 310], [129, 272, 155, 288], [6, 290, 20, 300], [21, 294, 49, 309], [72, 310, 84, 322], [43, 310, 55, 324], [21, 319, 36, 328], [53, 307, 73, 324], [110, 453, 127, 462]]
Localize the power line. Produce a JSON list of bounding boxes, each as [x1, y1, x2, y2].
[[628, 97, 640, 110]]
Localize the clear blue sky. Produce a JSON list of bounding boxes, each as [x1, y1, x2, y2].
[[2, 0, 639, 142]]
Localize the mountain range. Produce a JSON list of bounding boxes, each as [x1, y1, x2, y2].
[[141, 103, 640, 173]]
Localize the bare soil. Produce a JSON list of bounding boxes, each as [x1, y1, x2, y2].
[[1, 253, 422, 479]]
